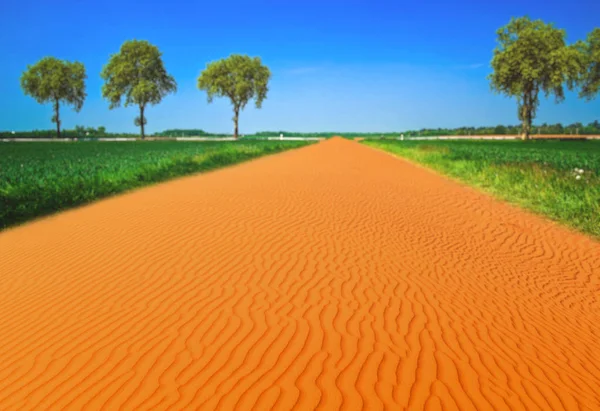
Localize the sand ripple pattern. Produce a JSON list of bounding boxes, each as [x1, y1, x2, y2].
[[0, 138, 599, 410]]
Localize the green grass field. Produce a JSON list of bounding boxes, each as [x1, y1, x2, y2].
[[0, 140, 311, 230], [364, 139, 600, 238]]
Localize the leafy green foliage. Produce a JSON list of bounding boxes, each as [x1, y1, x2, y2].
[[134, 116, 147, 127], [488, 17, 585, 139], [101, 40, 177, 139], [20, 57, 86, 138], [366, 139, 600, 238], [0, 141, 311, 230], [579, 28, 600, 100], [197, 54, 271, 139]]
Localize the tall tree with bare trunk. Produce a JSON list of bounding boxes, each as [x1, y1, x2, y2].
[[20, 57, 86, 139], [488, 17, 584, 140], [101, 40, 176, 139], [197, 54, 271, 139]]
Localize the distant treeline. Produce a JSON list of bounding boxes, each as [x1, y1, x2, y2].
[[401, 121, 600, 137], [0, 126, 138, 139], [155, 129, 230, 137], [254, 121, 600, 137], [0, 127, 231, 139], [3, 121, 599, 139]]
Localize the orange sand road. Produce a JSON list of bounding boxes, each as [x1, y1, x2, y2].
[[1, 138, 599, 410]]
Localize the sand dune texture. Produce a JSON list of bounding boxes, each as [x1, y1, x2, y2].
[[1, 138, 599, 410]]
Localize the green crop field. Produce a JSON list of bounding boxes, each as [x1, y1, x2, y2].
[[0, 140, 311, 230], [364, 139, 600, 238]]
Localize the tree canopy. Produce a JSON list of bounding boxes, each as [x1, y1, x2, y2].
[[20, 57, 86, 138], [488, 17, 584, 140], [101, 39, 177, 139], [197, 54, 271, 139], [579, 28, 600, 100]]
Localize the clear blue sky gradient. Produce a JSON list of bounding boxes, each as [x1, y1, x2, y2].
[[1, 0, 598, 134]]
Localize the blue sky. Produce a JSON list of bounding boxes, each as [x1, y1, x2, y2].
[[1, 0, 598, 134]]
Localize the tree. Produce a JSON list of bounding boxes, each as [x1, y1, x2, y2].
[[197, 54, 271, 139], [579, 28, 600, 100], [20, 57, 86, 139], [551, 123, 564, 134], [494, 125, 507, 134], [101, 40, 176, 139], [488, 17, 584, 140]]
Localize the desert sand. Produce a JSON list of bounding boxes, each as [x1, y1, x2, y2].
[[0, 137, 599, 410]]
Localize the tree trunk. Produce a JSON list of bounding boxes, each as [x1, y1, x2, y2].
[[233, 107, 239, 139], [520, 93, 532, 141], [55, 99, 61, 139], [140, 105, 145, 140], [521, 113, 531, 140]]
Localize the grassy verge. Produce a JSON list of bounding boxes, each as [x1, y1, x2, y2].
[[0, 140, 311, 230], [364, 139, 600, 239]]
